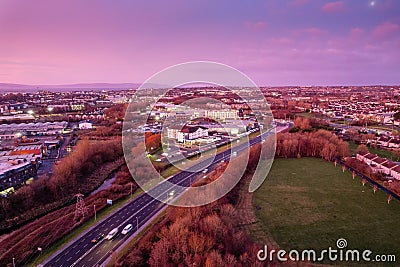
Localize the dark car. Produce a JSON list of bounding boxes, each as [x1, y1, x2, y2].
[[91, 233, 105, 244]]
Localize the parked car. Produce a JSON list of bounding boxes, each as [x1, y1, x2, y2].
[[105, 228, 119, 240], [121, 224, 133, 235]]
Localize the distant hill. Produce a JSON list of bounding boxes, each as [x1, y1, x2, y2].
[[0, 82, 237, 93], [0, 83, 144, 92]]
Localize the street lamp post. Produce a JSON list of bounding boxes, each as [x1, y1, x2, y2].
[[94, 205, 96, 221], [130, 183, 133, 196], [12, 258, 15, 267], [136, 217, 139, 232]]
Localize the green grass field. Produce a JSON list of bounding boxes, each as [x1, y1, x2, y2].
[[298, 112, 314, 118], [252, 158, 400, 266]]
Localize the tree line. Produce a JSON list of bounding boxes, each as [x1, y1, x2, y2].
[[276, 129, 349, 161]]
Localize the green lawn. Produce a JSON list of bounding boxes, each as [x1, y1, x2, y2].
[[252, 158, 400, 266], [298, 112, 314, 118]]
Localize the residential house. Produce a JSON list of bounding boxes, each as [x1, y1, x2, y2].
[[370, 157, 388, 173], [388, 139, 400, 149], [356, 151, 369, 161], [381, 161, 398, 176], [363, 153, 379, 165], [377, 136, 391, 147], [392, 166, 400, 180]]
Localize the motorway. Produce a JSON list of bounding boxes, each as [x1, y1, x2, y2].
[[42, 126, 285, 267]]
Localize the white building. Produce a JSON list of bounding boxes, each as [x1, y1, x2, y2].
[[203, 109, 239, 121], [177, 126, 208, 143], [78, 121, 93, 130], [167, 127, 180, 139]]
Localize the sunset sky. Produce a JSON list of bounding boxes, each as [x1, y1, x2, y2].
[[0, 0, 399, 86]]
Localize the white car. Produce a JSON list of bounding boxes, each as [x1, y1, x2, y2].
[[105, 228, 119, 240], [202, 168, 208, 173], [121, 224, 133, 235]]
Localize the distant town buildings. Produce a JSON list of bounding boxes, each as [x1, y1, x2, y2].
[[0, 85, 398, 195], [0, 121, 67, 139]]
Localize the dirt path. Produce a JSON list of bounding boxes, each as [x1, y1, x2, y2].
[[235, 174, 279, 249]]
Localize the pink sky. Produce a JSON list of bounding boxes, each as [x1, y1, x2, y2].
[[0, 0, 399, 86]]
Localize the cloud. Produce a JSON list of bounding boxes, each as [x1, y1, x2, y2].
[[322, 1, 346, 13], [372, 21, 400, 39], [244, 21, 268, 31], [295, 27, 327, 37], [287, 0, 311, 7], [349, 28, 364, 41], [376, 0, 397, 12]]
